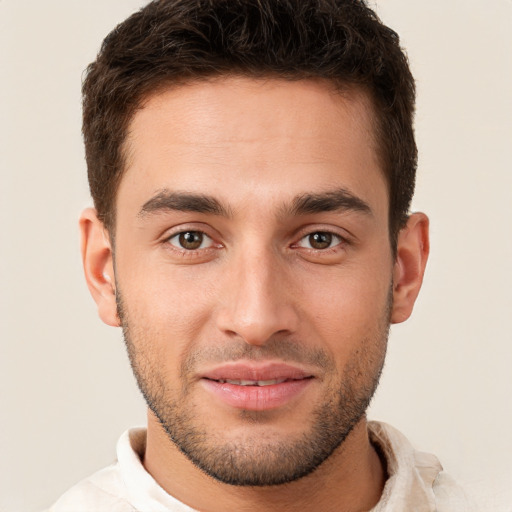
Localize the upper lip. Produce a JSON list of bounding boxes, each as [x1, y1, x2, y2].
[[200, 362, 315, 382]]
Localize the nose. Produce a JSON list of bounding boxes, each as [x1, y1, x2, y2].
[[215, 247, 299, 346]]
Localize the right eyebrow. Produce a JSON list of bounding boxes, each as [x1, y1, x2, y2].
[[138, 190, 232, 218]]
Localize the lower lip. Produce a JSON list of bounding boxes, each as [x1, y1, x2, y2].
[[200, 378, 313, 411]]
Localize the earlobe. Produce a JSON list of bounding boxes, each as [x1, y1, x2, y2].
[[79, 208, 120, 327], [391, 212, 430, 324]]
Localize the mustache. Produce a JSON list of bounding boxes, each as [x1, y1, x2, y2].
[[116, 288, 335, 373], [181, 338, 335, 376]]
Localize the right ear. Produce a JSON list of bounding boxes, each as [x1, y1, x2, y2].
[[79, 208, 120, 327]]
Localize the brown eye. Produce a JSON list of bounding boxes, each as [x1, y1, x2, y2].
[[297, 231, 342, 250], [169, 231, 212, 250], [179, 231, 203, 249], [308, 232, 333, 249]]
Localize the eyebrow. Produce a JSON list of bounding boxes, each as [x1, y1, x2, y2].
[[138, 187, 372, 220], [286, 188, 372, 217], [139, 190, 231, 218]]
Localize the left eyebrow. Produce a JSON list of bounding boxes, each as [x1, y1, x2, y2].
[[285, 188, 373, 217]]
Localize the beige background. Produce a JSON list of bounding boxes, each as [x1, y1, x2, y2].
[[1, 1, 511, 510]]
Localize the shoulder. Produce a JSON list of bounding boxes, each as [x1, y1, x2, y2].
[[368, 421, 476, 512], [47, 462, 136, 512], [46, 428, 146, 512], [433, 471, 477, 512]]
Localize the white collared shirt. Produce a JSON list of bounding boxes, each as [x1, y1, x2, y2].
[[48, 421, 475, 511]]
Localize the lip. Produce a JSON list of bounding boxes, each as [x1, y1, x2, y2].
[[199, 362, 315, 411]]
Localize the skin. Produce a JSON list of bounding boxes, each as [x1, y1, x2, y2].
[[80, 77, 429, 512]]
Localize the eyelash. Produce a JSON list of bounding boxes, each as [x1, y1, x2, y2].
[[163, 227, 348, 257], [294, 231, 346, 252], [167, 231, 214, 249], [164, 229, 219, 258]]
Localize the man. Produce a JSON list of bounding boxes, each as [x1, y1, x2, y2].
[[50, 0, 473, 510]]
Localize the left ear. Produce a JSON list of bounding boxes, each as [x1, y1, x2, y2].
[[391, 212, 430, 324]]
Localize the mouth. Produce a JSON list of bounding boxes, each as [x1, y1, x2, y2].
[[206, 377, 304, 386], [199, 363, 315, 411]]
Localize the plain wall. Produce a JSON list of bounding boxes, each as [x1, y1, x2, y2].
[[1, 1, 511, 510]]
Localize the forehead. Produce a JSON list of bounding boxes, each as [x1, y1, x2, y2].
[[119, 77, 387, 217]]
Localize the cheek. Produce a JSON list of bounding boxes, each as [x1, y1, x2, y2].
[[305, 262, 391, 312], [300, 263, 392, 346], [117, 262, 218, 356]]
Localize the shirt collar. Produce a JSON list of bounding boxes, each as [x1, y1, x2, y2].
[[368, 421, 443, 512], [116, 422, 443, 512]]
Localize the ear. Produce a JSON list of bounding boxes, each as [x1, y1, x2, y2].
[[79, 208, 120, 327], [391, 212, 430, 324]]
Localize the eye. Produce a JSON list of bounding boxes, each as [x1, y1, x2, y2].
[[297, 231, 343, 250], [167, 231, 213, 250]]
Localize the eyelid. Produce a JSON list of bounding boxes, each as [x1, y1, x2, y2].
[[160, 222, 217, 241], [167, 230, 215, 250], [292, 224, 352, 246], [160, 223, 224, 254], [296, 231, 344, 250]]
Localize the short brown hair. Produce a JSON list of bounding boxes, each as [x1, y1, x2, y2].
[[83, 0, 417, 246]]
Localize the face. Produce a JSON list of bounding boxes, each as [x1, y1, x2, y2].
[[85, 77, 418, 486]]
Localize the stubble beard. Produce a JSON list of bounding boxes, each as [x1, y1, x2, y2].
[[117, 291, 390, 487]]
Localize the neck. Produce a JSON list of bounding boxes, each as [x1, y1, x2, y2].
[[143, 413, 386, 512]]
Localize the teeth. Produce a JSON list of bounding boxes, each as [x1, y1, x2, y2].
[[219, 378, 287, 386], [257, 379, 285, 386]]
